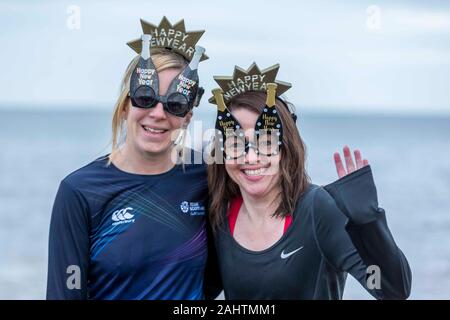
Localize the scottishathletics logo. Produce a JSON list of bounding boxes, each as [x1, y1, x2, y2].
[[179, 201, 205, 216], [111, 207, 136, 226], [180, 201, 190, 213]]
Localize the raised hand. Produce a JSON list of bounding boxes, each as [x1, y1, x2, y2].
[[334, 145, 369, 179]]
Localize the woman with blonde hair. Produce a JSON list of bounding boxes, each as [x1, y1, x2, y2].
[[47, 17, 219, 300], [207, 63, 412, 299]]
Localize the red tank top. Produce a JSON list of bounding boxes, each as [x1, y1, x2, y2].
[[228, 196, 292, 236]]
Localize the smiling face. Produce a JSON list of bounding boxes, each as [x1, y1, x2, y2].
[[123, 68, 191, 157], [224, 107, 281, 198]]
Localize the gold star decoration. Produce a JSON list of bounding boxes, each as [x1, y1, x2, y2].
[[209, 63, 291, 105], [127, 16, 208, 62]]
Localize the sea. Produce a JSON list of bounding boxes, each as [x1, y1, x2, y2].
[[1, 108, 449, 299]]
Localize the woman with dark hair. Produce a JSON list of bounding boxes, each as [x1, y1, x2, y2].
[[207, 63, 412, 299]]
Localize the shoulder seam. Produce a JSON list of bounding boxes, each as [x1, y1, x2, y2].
[[311, 186, 342, 273], [59, 178, 92, 230], [64, 155, 109, 181]]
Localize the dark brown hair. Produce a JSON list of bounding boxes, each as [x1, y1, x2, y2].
[[207, 91, 310, 232]]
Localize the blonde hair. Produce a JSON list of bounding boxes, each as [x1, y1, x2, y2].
[[109, 48, 189, 164]]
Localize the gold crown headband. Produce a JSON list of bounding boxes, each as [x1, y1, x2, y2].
[[127, 16, 208, 62], [208, 63, 291, 105]]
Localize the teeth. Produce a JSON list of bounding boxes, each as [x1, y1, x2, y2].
[[143, 126, 165, 133], [243, 167, 268, 176]]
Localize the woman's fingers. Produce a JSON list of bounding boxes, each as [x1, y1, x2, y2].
[[334, 146, 369, 179], [354, 149, 363, 169], [334, 152, 347, 178], [343, 145, 356, 173]]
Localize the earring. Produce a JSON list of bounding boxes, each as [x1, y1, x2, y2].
[[174, 126, 187, 146]]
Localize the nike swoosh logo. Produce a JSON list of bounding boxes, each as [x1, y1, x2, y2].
[[280, 246, 304, 259]]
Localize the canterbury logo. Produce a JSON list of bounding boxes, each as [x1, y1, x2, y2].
[[112, 207, 134, 222]]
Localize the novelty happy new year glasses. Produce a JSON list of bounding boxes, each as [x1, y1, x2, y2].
[[127, 17, 207, 117], [209, 63, 297, 160]]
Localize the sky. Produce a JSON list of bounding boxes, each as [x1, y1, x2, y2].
[[1, 0, 450, 115]]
